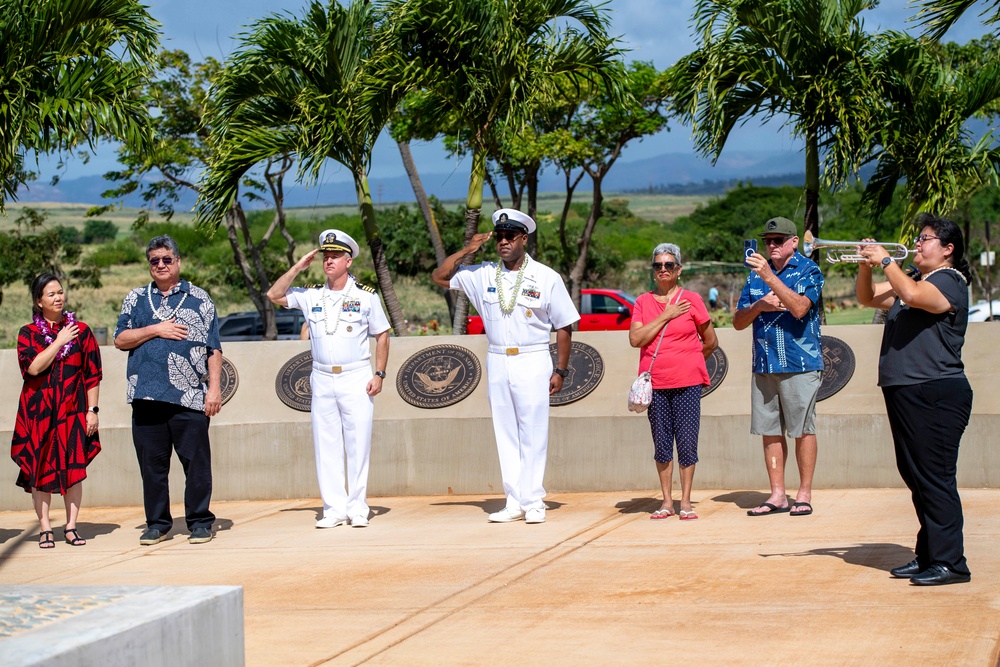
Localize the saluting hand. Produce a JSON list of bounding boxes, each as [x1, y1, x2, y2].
[[466, 232, 493, 254], [294, 248, 320, 272], [157, 318, 189, 340]]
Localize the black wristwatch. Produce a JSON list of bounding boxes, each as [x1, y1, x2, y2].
[[89, 406, 99, 414], [374, 371, 386, 379], [881, 256, 893, 269], [553, 368, 569, 378]]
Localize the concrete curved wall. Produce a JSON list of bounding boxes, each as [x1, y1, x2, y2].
[[2, 324, 998, 508]]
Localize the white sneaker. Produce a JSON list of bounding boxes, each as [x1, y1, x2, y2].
[[350, 515, 369, 528], [525, 508, 546, 524], [315, 516, 348, 529], [488, 508, 525, 523]]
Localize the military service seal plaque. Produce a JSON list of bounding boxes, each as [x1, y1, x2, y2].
[[275, 351, 314, 412], [219, 356, 239, 406], [818, 335, 856, 401], [397, 344, 482, 409], [548, 341, 604, 406], [701, 346, 729, 397]]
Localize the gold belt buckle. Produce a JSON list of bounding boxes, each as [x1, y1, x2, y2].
[[505, 347, 519, 355], [331, 365, 343, 373]]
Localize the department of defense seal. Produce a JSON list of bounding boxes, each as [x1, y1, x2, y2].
[[275, 351, 314, 412], [548, 341, 604, 406], [397, 344, 481, 409], [702, 347, 729, 398], [219, 356, 239, 406], [818, 335, 856, 401]]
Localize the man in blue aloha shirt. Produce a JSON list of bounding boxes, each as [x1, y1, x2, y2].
[[114, 235, 222, 545], [734, 217, 824, 518]]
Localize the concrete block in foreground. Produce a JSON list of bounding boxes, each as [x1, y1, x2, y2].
[[0, 585, 244, 667]]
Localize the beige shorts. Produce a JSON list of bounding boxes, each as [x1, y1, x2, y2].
[[750, 371, 822, 438]]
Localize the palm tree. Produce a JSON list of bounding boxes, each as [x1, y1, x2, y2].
[[669, 0, 882, 253], [195, 0, 408, 334], [862, 33, 1000, 236], [0, 0, 159, 210], [913, 0, 1000, 39], [381, 0, 625, 331]]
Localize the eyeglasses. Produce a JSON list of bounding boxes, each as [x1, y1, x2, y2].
[[915, 234, 940, 244], [148, 256, 175, 266], [494, 231, 523, 242], [762, 236, 793, 246], [651, 261, 678, 271]]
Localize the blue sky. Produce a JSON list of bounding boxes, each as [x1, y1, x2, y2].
[[30, 0, 995, 186]]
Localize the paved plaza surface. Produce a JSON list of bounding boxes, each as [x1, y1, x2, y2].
[[1, 489, 998, 666]]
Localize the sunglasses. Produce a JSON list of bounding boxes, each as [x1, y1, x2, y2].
[[651, 261, 678, 271], [915, 234, 940, 244], [148, 256, 176, 266], [763, 236, 793, 246], [494, 231, 524, 242]]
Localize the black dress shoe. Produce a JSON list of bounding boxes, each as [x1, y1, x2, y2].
[[890, 559, 921, 578], [910, 564, 971, 586]]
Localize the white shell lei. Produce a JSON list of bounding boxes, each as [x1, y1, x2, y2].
[[321, 280, 353, 335], [921, 266, 968, 285], [495, 255, 529, 314], [147, 283, 188, 321]]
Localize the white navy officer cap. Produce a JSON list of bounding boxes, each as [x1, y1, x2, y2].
[[491, 208, 536, 235], [318, 229, 360, 257]]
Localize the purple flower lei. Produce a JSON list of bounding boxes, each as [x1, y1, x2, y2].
[[33, 311, 77, 360]]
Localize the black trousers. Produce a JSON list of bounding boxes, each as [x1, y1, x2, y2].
[[131, 400, 215, 532], [882, 378, 973, 575]]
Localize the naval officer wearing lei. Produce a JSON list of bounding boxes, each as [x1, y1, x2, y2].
[[433, 209, 579, 524], [268, 229, 390, 529]]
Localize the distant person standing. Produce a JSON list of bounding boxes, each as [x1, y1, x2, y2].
[[432, 209, 579, 524], [114, 235, 222, 545], [734, 217, 824, 517], [268, 229, 390, 529], [708, 285, 719, 310]]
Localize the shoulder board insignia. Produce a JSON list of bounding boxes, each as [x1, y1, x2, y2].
[[355, 282, 377, 294], [304, 284, 323, 289]]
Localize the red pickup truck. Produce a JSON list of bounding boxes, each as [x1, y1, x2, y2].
[[466, 288, 636, 334]]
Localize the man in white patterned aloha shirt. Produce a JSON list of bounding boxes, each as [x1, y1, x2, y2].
[[114, 235, 222, 546]]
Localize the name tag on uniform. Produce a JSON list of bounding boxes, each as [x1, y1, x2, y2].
[[487, 286, 497, 293], [311, 306, 323, 312], [342, 299, 361, 313]]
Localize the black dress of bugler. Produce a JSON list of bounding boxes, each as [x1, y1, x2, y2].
[[878, 268, 972, 576]]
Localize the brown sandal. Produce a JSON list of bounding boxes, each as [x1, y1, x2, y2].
[[39, 531, 55, 549], [64, 528, 87, 546]]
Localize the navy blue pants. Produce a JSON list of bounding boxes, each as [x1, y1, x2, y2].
[[132, 400, 215, 533], [647, 385, 701, 466], [882, 378, 972, 575]]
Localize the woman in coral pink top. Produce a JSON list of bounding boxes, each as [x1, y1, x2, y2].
[[629, 244, 717, 521]]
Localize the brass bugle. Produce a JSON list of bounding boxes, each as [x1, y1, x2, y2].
[[802, 231, 913, 264]]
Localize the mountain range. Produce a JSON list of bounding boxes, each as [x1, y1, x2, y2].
[[15, 149, 809, 210]]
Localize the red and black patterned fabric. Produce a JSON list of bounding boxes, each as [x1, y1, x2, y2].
[[11, 319, 102, 494]]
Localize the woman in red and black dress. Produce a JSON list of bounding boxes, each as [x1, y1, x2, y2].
[[12, 273, 102, 548]]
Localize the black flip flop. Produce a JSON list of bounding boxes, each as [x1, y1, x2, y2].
[[747, 502, 790, 516], [790, 501, 813, 516]]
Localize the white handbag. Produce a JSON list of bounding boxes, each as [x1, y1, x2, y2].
[[627, 289, 682, 413]]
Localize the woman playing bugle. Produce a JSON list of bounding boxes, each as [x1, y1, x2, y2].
[[855, 214, 973, 586]]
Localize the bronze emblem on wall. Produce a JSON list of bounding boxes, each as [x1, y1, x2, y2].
[[702, 347, 729, 397], [549, 341, 604, 406], [818, 335, 856, 401], [220, 356, 239, 406], [397, 344, 482, 409], [275, 351, 314, 412]]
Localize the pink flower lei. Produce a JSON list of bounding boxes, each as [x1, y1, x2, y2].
[[33, 311, 77, 360]]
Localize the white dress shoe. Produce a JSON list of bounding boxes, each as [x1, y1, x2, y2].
[[525, 508, 546, 524], [488, 508, 525, 523], [350, 515, 369, 528], [315, 516, 348, 528]]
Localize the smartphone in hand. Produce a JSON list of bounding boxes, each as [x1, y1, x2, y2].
[[743, 239, 758, 267]]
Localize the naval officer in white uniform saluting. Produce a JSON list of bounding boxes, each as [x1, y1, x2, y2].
[[268, 229, 391, 529], [433, 209, 580, 524]]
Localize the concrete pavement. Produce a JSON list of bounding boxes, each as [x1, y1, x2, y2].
[[1, 489, 998, 666]]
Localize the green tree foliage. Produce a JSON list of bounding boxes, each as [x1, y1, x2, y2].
[[82, 219, 118, 244], [0, 0, 159, 210], [915, 0, 1000, 39]]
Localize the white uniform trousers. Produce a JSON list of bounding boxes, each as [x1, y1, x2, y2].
[[310, 366, 374, 519], [486, 349, 553, 512]]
